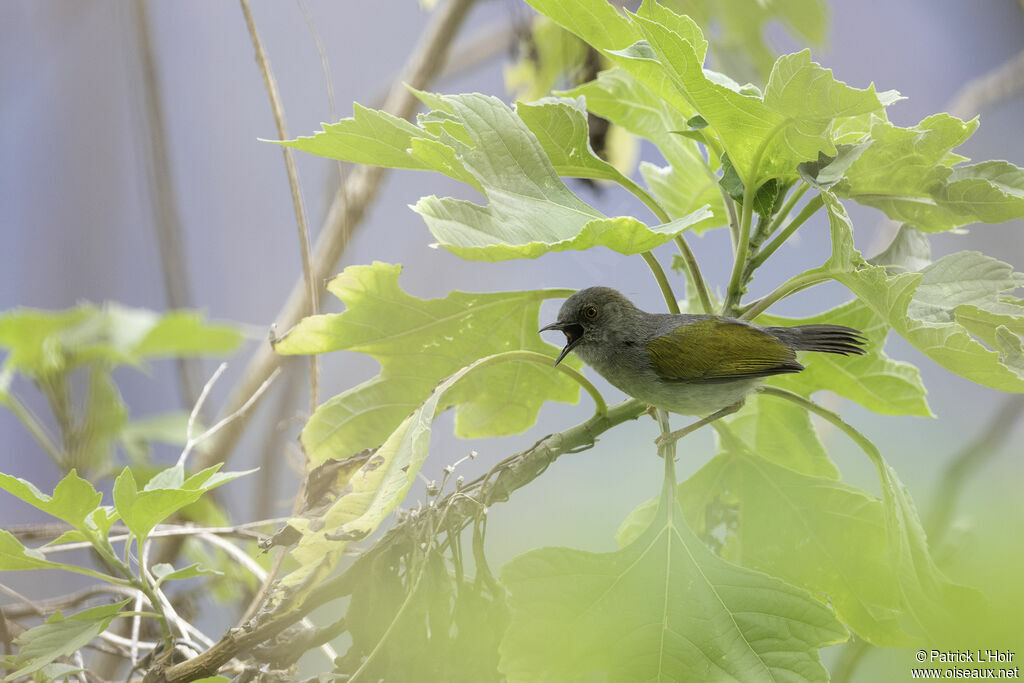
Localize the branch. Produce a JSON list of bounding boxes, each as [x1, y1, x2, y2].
[[155, 398, 645, 681], [240, 0, 320, 415], [196, 0, 479, 473], [947, 47, 1024, 120]]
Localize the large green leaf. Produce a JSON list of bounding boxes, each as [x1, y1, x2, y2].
[[274, 262, 582, 463], [821, 194, 1024, 392], [6, 601, 130, 680], [283, 93, 708, 261], [564, 67, 725, 231], [0, 469, 101, 530], [760, 299, 933, 417], [724, 392, 838, 478], [410, 93, 710, 260], [626, 28, 889, 186], [677, 429, 910, 646], [516, 96, 632, 183], [278, 103, 433, 170], [834, 114, 984, 232], [499, 468, 847, 681]]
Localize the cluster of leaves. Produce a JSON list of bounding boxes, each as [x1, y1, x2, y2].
[[270, 0, 1024, 679], [0, 305, 252, 678], [0, 304, 240, 474]]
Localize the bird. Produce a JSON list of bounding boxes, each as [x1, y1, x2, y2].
[[539, 287, 867, 443]]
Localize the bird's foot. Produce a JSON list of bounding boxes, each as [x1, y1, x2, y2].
[[653, 401, 746, 451]]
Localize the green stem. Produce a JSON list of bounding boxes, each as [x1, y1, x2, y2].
[[138, 537, 175, 654], [759, 387, 884, 471], [655, 409, 677, 502], [763, 182, 809, 243], [642, 252, 680, 314], [619, 175, 671, 224], [3, 391, 63, 467], [612, 174, 685, 316], [719, 186, 740, 253], [739, 271, 831, 321], [722, 186, 756, 314], [750, 193, 824, 271], [478, 350, 608, 418], [673, 235, 713, 314]]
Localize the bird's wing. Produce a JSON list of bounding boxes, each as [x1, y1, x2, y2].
[[646, 319, 803, 384]]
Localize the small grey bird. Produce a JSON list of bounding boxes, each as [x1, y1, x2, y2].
[[539, 287, 866, 419]]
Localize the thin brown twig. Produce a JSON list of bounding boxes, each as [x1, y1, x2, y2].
[[239, 0, 320, 417]]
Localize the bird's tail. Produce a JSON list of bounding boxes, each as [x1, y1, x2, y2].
[[764, 324, 868, 355]]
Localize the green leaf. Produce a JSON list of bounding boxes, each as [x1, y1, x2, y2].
[[835, 114, 985, 232], [725, 392, 839, 477], [152, 561, 221, 586], [499, 474, 847, 680], [0, 470, 101, 531], [129, 309, 242, 358], [759, 299, 933, 417], [797, 142, 871, 189], [277, 103, 433, 170], [617, 21, 889, 186], [939, 160, 1024, 224], [118, 411, 192, 461], [283, 353, 546, 590], [867, 224, 932, 273], [113, 464, 253, 542], [6, 601, 130, 681], [822, 194, 1024, 393], [409, 93, 709, 261], [563, 67, 725, 230], [285, 92, 706, 261], [516, 96, 631, 183], [0, 529, 122, 583], [679, 429, 911, 646], [521, 0, 639, 55], [274, 263, 582, 463]]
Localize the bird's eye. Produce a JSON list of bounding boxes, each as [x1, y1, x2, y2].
[[583, 305, 598, 320]]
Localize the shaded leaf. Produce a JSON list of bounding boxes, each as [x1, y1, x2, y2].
[[7, 600, 130, 680], [500, 471, 847, 681]]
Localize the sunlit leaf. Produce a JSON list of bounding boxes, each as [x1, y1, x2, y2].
[[113, 464, 253, 542], [274, 262, 582, 463], [821, 194, 1024, 392]]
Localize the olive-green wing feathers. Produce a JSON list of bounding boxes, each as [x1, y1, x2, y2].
[[647, 319, 803, 383]]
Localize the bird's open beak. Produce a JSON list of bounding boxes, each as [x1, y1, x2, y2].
[[538, 321, 584, 366]]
